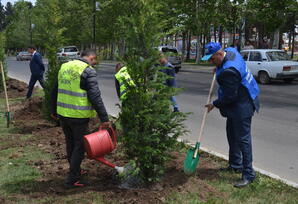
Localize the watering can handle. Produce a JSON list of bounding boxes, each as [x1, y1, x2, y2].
[[99, 125, 117, 146]]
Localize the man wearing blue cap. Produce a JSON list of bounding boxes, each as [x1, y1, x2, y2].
[[203, 42, 260, 188]]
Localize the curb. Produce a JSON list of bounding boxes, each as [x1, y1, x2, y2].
[[199, 146, 298, 188]]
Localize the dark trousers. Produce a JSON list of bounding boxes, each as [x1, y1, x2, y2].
[[59, 116, 89, 183], [226, 117, 256, 181], [26, 74, 45, 98]]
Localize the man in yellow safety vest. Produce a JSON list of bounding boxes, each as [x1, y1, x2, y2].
[[114, 63, 135, 101], [51, 50, 110, 188]]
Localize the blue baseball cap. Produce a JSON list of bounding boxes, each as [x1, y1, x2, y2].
[[201, 42, 222, 61]]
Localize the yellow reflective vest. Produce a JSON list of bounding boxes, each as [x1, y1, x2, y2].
[[115, 66, 135, 100], [57, 60, 97, 118]]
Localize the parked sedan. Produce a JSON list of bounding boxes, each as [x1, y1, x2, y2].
[[240, 49, 298, 84], [57, 46, 80, 61], [16, 51, 32, 61]]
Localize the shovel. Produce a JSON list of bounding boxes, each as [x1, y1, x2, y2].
[[183, 73, 216, 175], [0, 61, 10, 128]]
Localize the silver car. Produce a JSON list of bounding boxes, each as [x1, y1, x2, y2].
[[16, 51, 32, 61], [57, 46, 80, 61]]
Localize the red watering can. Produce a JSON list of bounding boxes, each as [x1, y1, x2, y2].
[[84, 126, 124, 173]]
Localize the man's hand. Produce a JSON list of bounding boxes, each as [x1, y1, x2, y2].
[[101, 121, 111, 129], [205, 104, 214, 113]]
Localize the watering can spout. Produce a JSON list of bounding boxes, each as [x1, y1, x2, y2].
[[95, 157, 116, 168]]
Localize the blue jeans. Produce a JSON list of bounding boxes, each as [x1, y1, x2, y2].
[[26, 74, 45, 98], [226, 117, 256, 181], [170, 96, 179, 110]]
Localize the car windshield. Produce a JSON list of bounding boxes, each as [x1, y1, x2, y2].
[[266, 51, 290, 61], [64, 47, 78, 52]]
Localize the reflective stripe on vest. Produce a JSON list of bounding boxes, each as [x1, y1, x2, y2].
[[58, 89, 87, 97], [216, 48, 260, 100], [115, 66, 135, 100], [57, 102, 94, 110], [57, 60, 97, 118]]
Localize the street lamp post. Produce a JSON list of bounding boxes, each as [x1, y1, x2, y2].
[[93, 1, 101, 48]]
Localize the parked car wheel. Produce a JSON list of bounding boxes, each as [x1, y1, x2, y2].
[[283, 78, 294, 84], [258, 71, 270, 84]]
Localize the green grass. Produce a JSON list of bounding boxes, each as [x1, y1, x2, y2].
[[165, 153, 298, 204]]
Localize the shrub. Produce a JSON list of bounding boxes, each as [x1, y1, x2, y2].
[[117, 0, 187, 183]]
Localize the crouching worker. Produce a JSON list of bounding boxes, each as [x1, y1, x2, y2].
[[51, 50, 111, 188], [115, 63, 135, 102]]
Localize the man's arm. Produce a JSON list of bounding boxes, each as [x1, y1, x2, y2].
[[36, 53, 45, 71], [81, 67, 109, 122], [115, 77, 120, 99], [212, 68, 241, 108]]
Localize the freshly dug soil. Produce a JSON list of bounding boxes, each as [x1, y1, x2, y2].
[[1, 78, 28, 98], [1, 79, 226, 204]]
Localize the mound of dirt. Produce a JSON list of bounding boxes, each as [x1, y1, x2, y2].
[[2, 78, 28, 98]]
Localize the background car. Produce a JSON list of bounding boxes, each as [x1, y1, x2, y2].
[[16, 51, 32, 61], [57, 46, 80, 61], [240, 49, 298, 84], [157, 46, 182, 73]]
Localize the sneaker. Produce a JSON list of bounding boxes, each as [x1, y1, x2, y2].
[[64, 180, 89, 189], [173, 107, 180, 112]]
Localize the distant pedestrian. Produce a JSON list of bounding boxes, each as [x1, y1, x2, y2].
[[203, 42, 260, 188], [26, 45, 45, 99], [159, 54, 179, 112], [243, 40, 254, 50]]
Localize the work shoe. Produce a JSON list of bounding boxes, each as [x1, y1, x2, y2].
[[173, 107, 180, 112], [64, 180, 89, 189], [219, 166, 242, 173], [234, 178, 254, 188]]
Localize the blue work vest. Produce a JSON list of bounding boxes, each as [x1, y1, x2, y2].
[[216, 47, 260, 100]]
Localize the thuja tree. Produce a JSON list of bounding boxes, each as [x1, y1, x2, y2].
[[116, 0, 187, 183]]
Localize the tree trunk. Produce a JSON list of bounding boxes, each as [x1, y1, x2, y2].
[[213, 26, 217, 42], [219, 26, 223, 44], [291, 30, 295, 59], [288, 32, 292, 51], [181, 32, 187, 61], [195, 35, 201, 64], [186, 31, 191, 60]]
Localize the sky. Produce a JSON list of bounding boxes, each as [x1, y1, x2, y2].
[[1, 0, 36, 5]]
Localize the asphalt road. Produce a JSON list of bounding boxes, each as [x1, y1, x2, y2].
[[6, 57, 298, 184]]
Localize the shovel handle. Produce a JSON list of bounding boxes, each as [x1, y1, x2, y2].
[[1, 61, 10, 128], [197, 73, 216, 143]]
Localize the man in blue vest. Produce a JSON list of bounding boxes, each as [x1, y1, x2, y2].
[[203, 42, 260, 188]]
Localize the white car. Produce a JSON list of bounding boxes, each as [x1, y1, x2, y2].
[[240, 49, 298, 84], [57, 46, 80, 60]]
